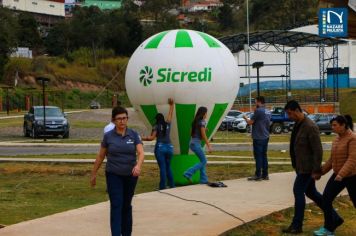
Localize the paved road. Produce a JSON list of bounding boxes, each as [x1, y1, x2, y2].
[[0, 142, 332, 156]]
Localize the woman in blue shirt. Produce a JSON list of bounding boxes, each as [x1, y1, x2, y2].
[[183, 106, 212, 184], [90, 106, 144, 236], [143, 98, 175, 190]]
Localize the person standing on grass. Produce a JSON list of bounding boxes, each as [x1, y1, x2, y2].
[[183, 106, 212, 184], [90, 106, 144, 236], [142, 98, 175, 190], [313, 115, 356, 236], [243, 96, 271, 181]]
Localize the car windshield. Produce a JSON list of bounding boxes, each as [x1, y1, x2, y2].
[[236, 113, 245, 118], [308, 114, 318, 121], [35, 108, 63, 117], [227, 111, 241, 117]]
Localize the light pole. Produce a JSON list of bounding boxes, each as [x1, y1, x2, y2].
[[36, 76, 50, 142], [252, 62, 264, 97], [246, 0, 251, 112], [281, 74, 288, 102], [0, 85, 13, 115]]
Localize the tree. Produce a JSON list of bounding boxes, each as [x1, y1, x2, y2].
[[70, 6, 106, 66], [141, 0, 177, 22], [16, 12, 42, 52], [45, 20, 73, 56], [218, 0, 234, 29], [0, 7, 18, 82], [249, 0, 318, 30]]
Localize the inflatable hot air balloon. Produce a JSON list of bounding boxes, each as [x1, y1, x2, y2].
[[125, 29, 239, 184]]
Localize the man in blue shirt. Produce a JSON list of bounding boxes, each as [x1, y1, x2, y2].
[[244, 96, 271, 181]]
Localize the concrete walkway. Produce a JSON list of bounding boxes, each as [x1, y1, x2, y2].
[[0, 172, 345, 236]]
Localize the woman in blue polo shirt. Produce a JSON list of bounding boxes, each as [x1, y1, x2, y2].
[[90, 106, 144, 236], [183, 106, 212, 184], [143, 98, 175, 190]]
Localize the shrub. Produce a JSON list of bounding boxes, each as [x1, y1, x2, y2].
[[3, 58, 32, 84]]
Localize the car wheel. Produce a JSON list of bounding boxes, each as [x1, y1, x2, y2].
[[63, 131, 69, 139], [272, 123, 283, 134], [219, 125, 226, 131], [23, 124, 30, 137], [246, 125, 251, 133], [31, 126, 38, 138]]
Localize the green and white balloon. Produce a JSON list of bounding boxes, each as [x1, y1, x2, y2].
[[125, 29, 239, 184]]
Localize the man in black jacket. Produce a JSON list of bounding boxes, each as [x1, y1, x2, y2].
[[282, 100, 340, 234]]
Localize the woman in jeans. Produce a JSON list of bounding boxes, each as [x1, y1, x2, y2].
[[143, 98, 175, 190], [90, 106, 144, 236], [314, 115, 356, 236], [183, 106, 212, 184]]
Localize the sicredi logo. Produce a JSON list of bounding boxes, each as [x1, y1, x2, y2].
[[139, 66, 212, 86], [139, 66, 153, 87], [319, 8, 348, 38]]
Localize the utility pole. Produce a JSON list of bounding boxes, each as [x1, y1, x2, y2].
[[36, 76, 50, 142], [0, 85, 13, 115], [252, 62, 264, 98]]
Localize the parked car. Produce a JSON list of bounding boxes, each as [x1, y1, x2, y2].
[[23, 106, 70, 138], [269, 107, 294, 134], [90, 101, 101, 109], [308, 113, 338, 135], [232, 112, 252, 133], [218, 110, 242, 131]]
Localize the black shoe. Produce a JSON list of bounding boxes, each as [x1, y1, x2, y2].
[[262, 176, 269, 180], [247, 175, 262, 181], [282, 225, 303, 234], [334, 217, 344, 229]]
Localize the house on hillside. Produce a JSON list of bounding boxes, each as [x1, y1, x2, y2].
[[1, 0, 65, 25], [183, 0, 222, 12], [82, 0, 121, 10]]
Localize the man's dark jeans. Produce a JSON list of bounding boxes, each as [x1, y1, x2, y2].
[[253, 138, 269, 178], [155, 142, 174, 190], [106, 172, 138, 236], [292, 173, 324, 228]]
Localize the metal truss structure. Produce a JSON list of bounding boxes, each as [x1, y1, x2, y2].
[[220, 30, 347, 102]]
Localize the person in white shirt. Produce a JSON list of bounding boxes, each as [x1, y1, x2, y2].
[[104, 122, 115, 134]]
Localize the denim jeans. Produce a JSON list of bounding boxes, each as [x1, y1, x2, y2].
[[323, 174, 356, 231], [253, 138, 269, 177], [106, 172, 138, 236], [155, 142, 175, 190], [292, 173, 324, 229], [184, 138, 208, 184]]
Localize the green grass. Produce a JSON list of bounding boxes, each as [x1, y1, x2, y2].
[[223, 195, 356, 236], [1, 161, 354, 236], [0, 162, 292, 225], [0, 117, 23, 128], [70, 120, 107, 128], [212, 131, 335, 143], [4, 150, 333, 163]]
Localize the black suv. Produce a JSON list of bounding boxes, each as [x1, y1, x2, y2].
[[23, 106, 70, 138]]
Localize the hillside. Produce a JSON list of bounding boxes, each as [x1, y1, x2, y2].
[[2, 54, 129, 93]]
